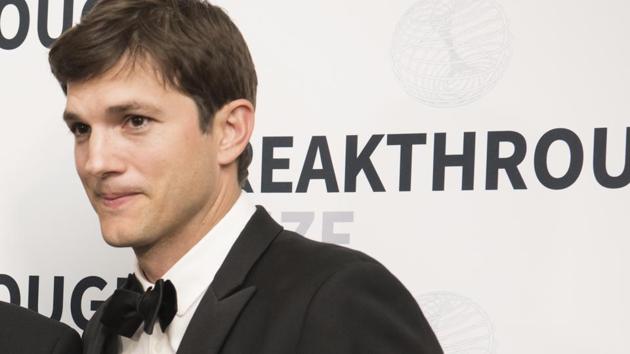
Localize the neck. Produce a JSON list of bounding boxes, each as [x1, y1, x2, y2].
[[134, 181, 241, 283]]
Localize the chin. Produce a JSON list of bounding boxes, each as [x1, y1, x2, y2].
[[100, 223, 143, 248], [101, 233, 135, 248]]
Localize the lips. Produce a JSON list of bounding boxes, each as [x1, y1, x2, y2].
[[98, 192, 141, 209]]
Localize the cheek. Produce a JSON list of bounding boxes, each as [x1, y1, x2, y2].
[[158, 131, 209, 170], [134, 124, 212, 191], [74, 146, 88, 179], [155, 144, 212, 198], [131, 144, 184, 194]]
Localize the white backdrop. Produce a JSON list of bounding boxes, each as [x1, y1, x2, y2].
[[1, 0, 629, 353]]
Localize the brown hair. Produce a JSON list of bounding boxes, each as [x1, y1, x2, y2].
[[49, 0, 256, 185]]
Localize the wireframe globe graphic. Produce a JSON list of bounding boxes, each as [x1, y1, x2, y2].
[[391, 0, 511, 107], [417, 292, 494, 354]]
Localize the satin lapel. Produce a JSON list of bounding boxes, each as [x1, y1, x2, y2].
[[177, 206, 283, 354], [176, 286, 255, 354]]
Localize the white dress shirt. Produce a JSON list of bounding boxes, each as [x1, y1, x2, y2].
[[120, 193, 256, 354]]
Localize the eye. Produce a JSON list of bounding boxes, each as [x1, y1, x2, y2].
[[69, 122, 91, 137], [125, 115, 150, 129]]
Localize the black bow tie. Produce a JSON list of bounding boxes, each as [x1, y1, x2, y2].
[[100, 273, 178, 338]]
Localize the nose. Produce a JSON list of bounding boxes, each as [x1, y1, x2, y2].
[[80, 129, 125, 178]]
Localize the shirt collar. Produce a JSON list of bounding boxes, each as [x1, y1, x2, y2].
[[134, 192, 256, 317]]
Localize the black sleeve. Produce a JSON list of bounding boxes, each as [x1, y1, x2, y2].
[[296, 260, 443, 354], [52, 325, 82, 354], [0, 301, 82, 354]]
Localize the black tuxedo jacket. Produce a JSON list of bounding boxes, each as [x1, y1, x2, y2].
[[0, 301, 82, 354], [83, 206, 442, 354]]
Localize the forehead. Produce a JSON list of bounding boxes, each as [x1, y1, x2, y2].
[[65, 57, 175, 114]]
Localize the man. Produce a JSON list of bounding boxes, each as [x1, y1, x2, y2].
[[48, 0, 443, 353], [0, 301, 82, 353]]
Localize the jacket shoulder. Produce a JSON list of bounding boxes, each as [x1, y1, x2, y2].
[[246, 226, 396, 302], [244, 229, 443, 353], [258, 229, 379, 282], [295, 258, 444, 353], [0, 301, 82, 354]]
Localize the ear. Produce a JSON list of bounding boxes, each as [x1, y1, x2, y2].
[[213, 99, 255, 167]]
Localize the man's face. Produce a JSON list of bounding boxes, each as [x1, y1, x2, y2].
[[64, 59, 220, 249]]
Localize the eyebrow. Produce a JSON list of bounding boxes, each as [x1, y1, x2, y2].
[[106, 102, 163, 116], [63, 101, 163, 123], [62, 110, 81, 123]]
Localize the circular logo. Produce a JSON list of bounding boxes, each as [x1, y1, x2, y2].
[[391, 0, 511, 108], [417, 292, 495, 354]]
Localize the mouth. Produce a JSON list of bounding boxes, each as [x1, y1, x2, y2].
[[98, 192, 142, 209]]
